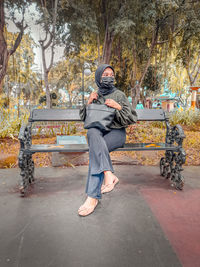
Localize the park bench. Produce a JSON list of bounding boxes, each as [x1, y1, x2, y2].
[[18, 108, 186, 196]]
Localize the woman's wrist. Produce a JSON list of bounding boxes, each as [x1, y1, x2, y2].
[[117, 104, 122, 111]]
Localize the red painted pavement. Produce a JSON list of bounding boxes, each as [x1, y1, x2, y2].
[[140, 187, 200, 267]]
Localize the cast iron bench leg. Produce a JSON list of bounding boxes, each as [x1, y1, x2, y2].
[[18, 151, 34, 196], [18, 151, 29, 196], [170, 148, 186, 190], [160, 149, 186, 190], [27, 154, 35, 184], [160, 122, 186, 190], [160, 151, 172, 179]]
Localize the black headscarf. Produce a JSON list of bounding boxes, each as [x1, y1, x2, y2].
[[95, 64, 116, 96]]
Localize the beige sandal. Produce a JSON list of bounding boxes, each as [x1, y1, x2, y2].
[[101, 178, 119, 194], [78, 200, 99, 217]]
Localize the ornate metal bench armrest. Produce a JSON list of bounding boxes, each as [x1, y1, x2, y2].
[[166, 124, 186, 146], [18, 125, 27, 141], [18, 123, 32, 149]]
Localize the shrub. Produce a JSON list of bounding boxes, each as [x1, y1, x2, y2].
[[150, 108, 200, 129], [0, 105, 80, 138], [0, 107, 29, 138], [169, 108, 200, 127], [32, 121, 78, 137]]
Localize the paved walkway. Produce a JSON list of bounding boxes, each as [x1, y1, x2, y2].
[[0, 166, 200, 267]]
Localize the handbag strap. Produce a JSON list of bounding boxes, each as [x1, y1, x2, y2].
[[92, 92, 106, 104], [97, 92, 106, 101]]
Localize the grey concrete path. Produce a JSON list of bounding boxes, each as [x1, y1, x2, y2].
[[0, 166, 199, 267]]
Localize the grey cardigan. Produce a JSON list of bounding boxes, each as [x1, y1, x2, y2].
[[79, 89, 137, 129]]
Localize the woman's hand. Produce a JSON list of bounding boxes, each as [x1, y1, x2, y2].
[[87, 92, 98, 105], [105, 99, 122, 110]]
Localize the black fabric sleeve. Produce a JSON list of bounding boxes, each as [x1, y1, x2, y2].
[[115, 93, 137, 126]]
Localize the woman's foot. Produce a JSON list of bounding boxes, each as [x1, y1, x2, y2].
[[78, 196, 98, 216], [101, 171, 119, 194]]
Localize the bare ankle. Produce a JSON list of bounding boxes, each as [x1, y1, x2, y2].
[[104, 170, 112, 175], [87, 196, 98, 204], [104, 171, 117, 185]]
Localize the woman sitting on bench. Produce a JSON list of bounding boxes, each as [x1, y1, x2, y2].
[[78, 64, 137, 216]]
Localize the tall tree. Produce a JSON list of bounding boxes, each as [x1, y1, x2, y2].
[[37, 0, 59, 108], [126, 0, 187, 107], [5, 31, 38, 109], [0, 0, 28, 91], [176, 0, 200, 86], [59, 0, 136, 64]]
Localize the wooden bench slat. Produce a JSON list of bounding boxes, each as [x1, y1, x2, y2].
[[120, 143, 177, 151], [29, 144, 88, 152], [136, 109, 166, 121], [29, 108, 167, 122], [27, 142, 178, 153], [30, 109, 81, 122]]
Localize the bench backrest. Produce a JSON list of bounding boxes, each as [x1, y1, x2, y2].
[[29, 108, 167, 122], [29, 109, 80, 122], [136, 109, 167, 121]]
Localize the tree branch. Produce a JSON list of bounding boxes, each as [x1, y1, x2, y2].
[[9, 24, 28, 56], [9, 5, 28, 56], [190, 51, 200, 77], [132, 39, 137, 81], [185, 50, 193, 84], [43, 32, 53, 50], [39, 30, 48, 45], [0, 0, 5, 32], [47, 42, 55, 73], [192, 64, 200, 85], [42, 0, 58, 50], [139, 22, 159, 85], [156, 25, 185, 45], [41, 45, 47, 72]]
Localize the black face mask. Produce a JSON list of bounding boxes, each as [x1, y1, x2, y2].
[[101, 76, 114, 88]]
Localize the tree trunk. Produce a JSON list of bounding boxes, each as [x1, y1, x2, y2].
[[97, 33, 101, 65], [0, 47, 9, 91], [0, 0, 8, 91], [41, 42, 50, 108], [39, 0, 58, 109], [102, 31, 113, 64], [102, 21, 114, 64], [164, 43, 168, 79], [131, 40, 137, 85], [132, 84, 140, 108], [0, 0, 26, 92], [132, 51, 154, 108], [44, 71, 51, 108], [131, 23, 159, 108], [187, 51, 200, 86], [5, 76, 10, 108]]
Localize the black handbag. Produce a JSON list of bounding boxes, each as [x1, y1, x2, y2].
[[84, 94, 116, 131]]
